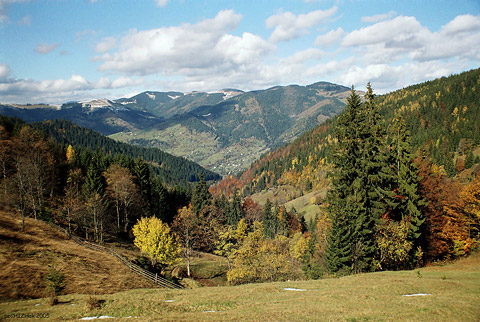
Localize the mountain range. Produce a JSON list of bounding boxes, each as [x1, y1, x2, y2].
[[0, 82, 351, 175]]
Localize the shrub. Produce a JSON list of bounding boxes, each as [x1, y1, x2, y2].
[[45, 264, 65, 299]]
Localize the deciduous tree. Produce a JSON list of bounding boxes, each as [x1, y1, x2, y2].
[[133, 216, 181, 268]]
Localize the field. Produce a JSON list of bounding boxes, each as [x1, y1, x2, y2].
[[1, 249, 479, 321]]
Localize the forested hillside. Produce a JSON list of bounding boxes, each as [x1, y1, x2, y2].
[[216, 68, 480, 197], [33, 119, 221, 184], [0, 116, 195, 241]]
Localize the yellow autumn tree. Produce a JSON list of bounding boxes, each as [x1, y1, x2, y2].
[[133, 217, 181, 268], [66, 145, 75, 163], [227, 222, 301, 285], [460, 176, 480, 241]]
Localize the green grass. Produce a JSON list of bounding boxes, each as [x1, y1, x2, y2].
[[2, 253, 479, 321]]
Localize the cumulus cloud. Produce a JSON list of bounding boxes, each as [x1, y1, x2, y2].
[[361, 11, 397, 23], [342, 16, 426, 47], [336, 60, 468, 93], [341, 14, 480, 64], [409, 14, 480, 61], [314, 27, 344, 47], [266, 7, 337, 42], [34, 42, 59, 54], [94, 9, 275, 83]]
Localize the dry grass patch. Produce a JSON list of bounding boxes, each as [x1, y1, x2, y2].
[[0, 210, 154, 300]]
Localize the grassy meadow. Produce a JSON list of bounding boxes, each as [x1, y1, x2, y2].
[[1, 252, 479, 321]]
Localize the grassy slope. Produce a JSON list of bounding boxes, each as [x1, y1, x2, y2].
[[0, 210, 154, 300], [1, 250, 478, 321], [251, 186, 328, 223]]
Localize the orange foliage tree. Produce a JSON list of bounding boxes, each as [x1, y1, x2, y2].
[[416, 156, 472, 261]]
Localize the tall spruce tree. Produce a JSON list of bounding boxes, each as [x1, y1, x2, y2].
[[391, 116, 425, 263], [326, 84, 394, 274], [191, 172, 212, 215], [263, 198, 278, 239], [227, 188, 243, 226]]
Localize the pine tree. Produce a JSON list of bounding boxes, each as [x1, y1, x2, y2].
[[325, 85, 395, 274], [227, 188, 243, 226], [352, 83, 395, 272], [133, 157, 153, 214], [391, 116, 425, 265], [191, 172, 211, 215], [263, 198, 278, 239]]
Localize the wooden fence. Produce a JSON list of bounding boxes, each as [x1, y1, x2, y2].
[[50, 223, 183, 290]]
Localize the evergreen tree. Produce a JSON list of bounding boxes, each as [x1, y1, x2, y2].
[[391, 116, 425, 263], [191, 172, 212, 215], [352, 83, 395, 272], [465, 150, 475, 169], [325, 85, 394, 274], [83, 156, 105, 196], [227, 188, 243, 226], [263, 198, 278, 239], [133, 157, 152, 214]]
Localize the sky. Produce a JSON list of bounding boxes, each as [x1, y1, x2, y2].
[[0, 0, 479, 105]]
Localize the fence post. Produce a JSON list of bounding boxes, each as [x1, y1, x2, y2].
[[155, 273, 158, 284]]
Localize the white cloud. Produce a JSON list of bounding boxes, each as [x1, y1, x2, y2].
[[335, 60, 469, 93], [0, 0, 27, 23], [154, 0, 168, 7], [266, 7, 337, 43], [314, 27, 344, 47], [95, 9, 275, 83], [111, 76, 141, 88], [342, 16, 426, 47], [34, 42, 59, 54], [283, 48, 324, 64], [361, 11, 397, 23], [215, 32, 274, 65], [0, 63, 10, 79], [0, 70, 144, 104], [341, 14, 480, 65], [0, 74, 92, 98], [409, 14, 480, 62], [95, 36, 117, 53]]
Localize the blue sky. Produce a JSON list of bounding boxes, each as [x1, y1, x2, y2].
[[0, 0, 479, 104]]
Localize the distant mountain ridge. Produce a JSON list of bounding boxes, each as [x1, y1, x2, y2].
[[111, 82, 352, 175], [0, 81, 352, 175]]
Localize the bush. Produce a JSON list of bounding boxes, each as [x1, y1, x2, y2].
[[45, 264, 65, 298]]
